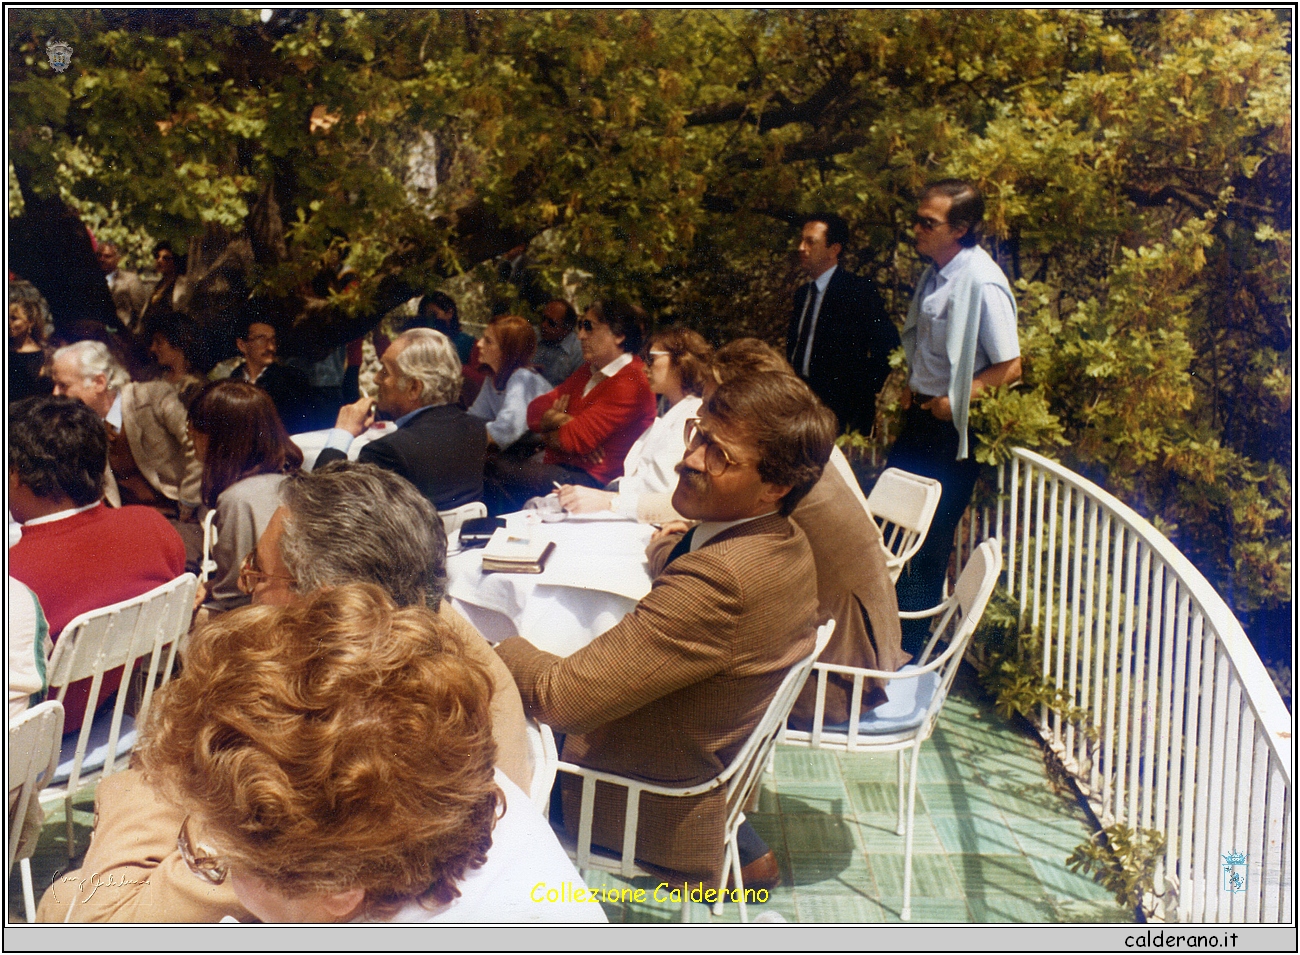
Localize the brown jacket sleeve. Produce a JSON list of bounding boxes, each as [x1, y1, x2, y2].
[[496, 549, 743, 735], [36, 768, 250, 923]]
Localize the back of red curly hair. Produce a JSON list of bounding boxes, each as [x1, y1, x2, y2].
[[139, 583, 500, 920]]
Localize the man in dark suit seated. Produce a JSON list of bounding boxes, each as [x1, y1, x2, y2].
[[316, 327, 485, 511], [497, 372, 837, 892], [227, 316, 313, 433], [787, 212, 900, 437]]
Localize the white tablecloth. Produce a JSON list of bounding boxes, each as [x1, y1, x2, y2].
[[446, 515, 655, 657], [291, 423, 397, 471]]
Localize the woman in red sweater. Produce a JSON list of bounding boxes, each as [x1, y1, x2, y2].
[[485, 300, 656, 514]]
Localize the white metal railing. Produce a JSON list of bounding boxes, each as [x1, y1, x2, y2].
[[955, 447, 1292, 924]]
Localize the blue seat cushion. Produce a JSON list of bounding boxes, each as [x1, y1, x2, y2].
[[821, 665, 940, 735], [52, 712, 137, 785]]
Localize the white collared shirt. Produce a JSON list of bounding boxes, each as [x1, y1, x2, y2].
[[106, 391, 124, 431], [909, 247, 1019, 397], [582, 351, 635, 397]]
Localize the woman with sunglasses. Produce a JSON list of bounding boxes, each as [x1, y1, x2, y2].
[[141, 584, 602, 923], [556, 326, 712, 523], [486, 300, 656, 513], [466, 314, 551, 452], [188, 380, 303, 614]]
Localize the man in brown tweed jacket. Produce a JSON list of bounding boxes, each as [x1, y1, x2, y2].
[[497, 373, 837, 887]]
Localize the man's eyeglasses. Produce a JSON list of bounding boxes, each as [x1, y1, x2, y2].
[[178, 816, 229, 885], [683, 417, 744, 476], [576, 319, 598, 333], [237, 550, 297, 595], [913, 215, 948, 232]]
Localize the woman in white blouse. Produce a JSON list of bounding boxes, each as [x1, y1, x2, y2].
[[467, 314, 551, 451], [557, 326, 712, 522]]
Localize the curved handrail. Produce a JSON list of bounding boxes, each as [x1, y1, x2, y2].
[[1008, 448, 1291, 775], [974, 448, 1292, 922]]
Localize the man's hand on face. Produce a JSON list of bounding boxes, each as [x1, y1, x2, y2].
[[335, 395, 377, 437]]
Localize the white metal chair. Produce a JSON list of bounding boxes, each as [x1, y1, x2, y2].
[[39, 573, 198, 859], [199, 508, 219, 584], [524, 718, 559, 815], [780, 539, 1001, 920], [866, 467, 942, 583], [9, 701, 65, 922], [557, 620, 836, 923], [439, 501, 488, 536]]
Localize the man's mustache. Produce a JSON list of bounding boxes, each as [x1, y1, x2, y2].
[[675, 462, 706, 487]]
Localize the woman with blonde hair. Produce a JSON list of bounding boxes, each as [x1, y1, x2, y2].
[[139, 584, 601, 922], [466, 314, 550, 451]]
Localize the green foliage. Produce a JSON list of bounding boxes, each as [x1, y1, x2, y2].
[[1067, 824, 1167, 916], [7, 9, 1290, 654], [971, 587, 1091, 730]]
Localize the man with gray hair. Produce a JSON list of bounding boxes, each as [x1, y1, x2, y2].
[[37, 459, 531, 924], [316, 327, 485, 510], [49, 338, 203, 563]]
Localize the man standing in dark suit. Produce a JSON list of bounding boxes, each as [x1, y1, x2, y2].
[[787, 213, 900, 435], [316, 328, 485, 511]]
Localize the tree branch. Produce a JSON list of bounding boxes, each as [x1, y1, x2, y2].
[[684, 55, 862, 132]]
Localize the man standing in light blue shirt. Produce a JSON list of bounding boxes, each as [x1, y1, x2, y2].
[[887, 179, 1021, 654]]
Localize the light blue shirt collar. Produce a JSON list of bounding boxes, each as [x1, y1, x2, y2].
[[106, 391, 124, 431], [393, 404, 434, 429]]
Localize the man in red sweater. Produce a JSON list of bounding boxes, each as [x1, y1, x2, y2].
[[8, 395, 187, 732], [485, 299, 656, 514]]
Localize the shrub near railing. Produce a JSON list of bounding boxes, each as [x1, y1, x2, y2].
[[956, 448, 1292, 924]]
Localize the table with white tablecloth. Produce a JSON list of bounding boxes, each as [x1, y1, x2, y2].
[[446, 513, 655, 657], [290, 422, 398, 471]]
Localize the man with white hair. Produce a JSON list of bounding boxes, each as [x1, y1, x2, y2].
[[316, 327, 485, 510], [49, 339, 203, 561]]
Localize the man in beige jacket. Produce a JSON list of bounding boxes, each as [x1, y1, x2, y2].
[[50, 339, 203, 564]]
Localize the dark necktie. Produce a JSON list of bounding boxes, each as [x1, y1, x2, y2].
[[665, 527, 697, 566], [793, 283, 819, 374]]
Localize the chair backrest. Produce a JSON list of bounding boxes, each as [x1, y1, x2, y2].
[[791, 539, 1002, 749], [439, 501, 488, 536], [827, 445, 871, 513], [46, 573, 198, 789], [199, 509, 219, 584], [866, 468, 942, 582], [720, 620, 836, 820], [910, 538, 1002, 729], [8, 700, 65, 875], [524, 718, 559, 815]]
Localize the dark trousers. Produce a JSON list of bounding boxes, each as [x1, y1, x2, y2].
[[884, 403, 981, 657]]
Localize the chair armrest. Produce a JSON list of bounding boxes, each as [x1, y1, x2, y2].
[[555, 760, 727, 800], [898, 605, 947, 620], [812, 660, 943, 680]]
